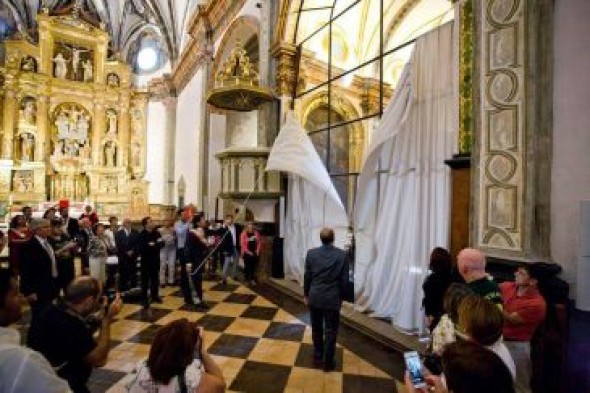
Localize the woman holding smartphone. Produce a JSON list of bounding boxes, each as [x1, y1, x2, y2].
[[125, 318, 225, 393]]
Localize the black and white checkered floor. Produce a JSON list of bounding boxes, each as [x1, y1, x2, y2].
[[71, 278, 406, 392]]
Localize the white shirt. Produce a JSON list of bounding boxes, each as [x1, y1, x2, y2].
[[36, 235, 57, 278], [228, 224, 237, 246], [104, 228, 117, 249], [174, 221, 191, 249], [487, 339, 516, 380], [125, 359, 203, 393], [0, 327, 71, 393]]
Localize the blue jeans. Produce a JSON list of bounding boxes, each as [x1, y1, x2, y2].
[[222, 248, 238, 280]]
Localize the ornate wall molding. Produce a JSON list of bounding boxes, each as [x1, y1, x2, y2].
[[477, 0, 526, 252], [474, 0, 552, 259]]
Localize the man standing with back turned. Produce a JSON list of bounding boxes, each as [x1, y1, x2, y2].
[[304, 228, 349, 372]]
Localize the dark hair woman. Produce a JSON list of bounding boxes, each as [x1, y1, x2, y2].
[[405, 340, 515, 393], [126, 319, 225, 393], [422, 247, 453, 331], [7, 215, 31, 274]]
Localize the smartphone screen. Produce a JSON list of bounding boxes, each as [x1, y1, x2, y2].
[[404, 351, 426, 388]]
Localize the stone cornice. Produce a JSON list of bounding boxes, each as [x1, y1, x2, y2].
[[148, 74, 176, 100]]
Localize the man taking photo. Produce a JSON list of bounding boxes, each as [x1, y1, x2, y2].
[[27, 276, 122, 393]]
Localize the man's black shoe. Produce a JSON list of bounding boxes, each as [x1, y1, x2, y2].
[[152, 297, 163, 304]]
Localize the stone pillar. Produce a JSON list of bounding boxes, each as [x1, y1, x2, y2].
[[35, 94, 49, 161], [163, 96, 177, 205], [472, 0, 552, 260], [1, 88, 16, 159]]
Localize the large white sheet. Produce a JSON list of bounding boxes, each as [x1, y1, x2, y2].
[[353, 23, 455, 330], [266, 112, 349, 283]]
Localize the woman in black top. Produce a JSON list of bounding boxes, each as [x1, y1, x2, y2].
[[422, 247, 453, 331], [240, 222, 261, 286], [186, 227, 209, 310]]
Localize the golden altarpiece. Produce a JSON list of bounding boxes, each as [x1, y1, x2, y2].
[[0, 9, 149, 218]]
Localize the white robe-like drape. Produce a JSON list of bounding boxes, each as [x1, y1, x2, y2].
[[353, 23, 456, 330], [266, 112, 349, 283]]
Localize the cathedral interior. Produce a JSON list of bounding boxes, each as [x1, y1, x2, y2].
[[1, 0, 590, 392]]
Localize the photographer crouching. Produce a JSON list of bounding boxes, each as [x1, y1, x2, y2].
[[27, 276, 123, 393]]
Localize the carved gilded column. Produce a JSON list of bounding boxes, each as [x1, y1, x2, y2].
[[130, 93, 148, 177], [271, 42, 297, 98], [92, 101, 105, 165], [94, 36, 109, 84], [35, 94, 49, 161], [457, 0, 474, 154], [37, 17, 53, 77], [118, 96, 130, 167], [2, 88, 17, 159]]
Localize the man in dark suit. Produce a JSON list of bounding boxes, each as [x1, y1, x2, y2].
[[20, 218, 60, 318], [304, 228, 349, 372], [138, 217, 164, 307], [115, 218, 139, 291], [78, 218, 93, 275], [59, 206, 80, 239]]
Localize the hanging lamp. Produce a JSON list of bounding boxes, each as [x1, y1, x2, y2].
[[206, 43, 275, 111]]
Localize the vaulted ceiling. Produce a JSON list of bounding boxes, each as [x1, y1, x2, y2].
[[0, 0, 201, 71]]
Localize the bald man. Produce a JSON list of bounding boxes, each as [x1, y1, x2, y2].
[[456, 248, 502, 306], [304, 228, 349, 372]]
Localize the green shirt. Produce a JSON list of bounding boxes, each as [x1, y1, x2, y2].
[[468, 277, 503, 308]]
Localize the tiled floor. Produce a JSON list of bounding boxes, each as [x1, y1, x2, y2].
[[88, 278, 406, 393]]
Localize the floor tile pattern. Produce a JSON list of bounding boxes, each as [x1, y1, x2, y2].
[[82, 278, 406, 393]]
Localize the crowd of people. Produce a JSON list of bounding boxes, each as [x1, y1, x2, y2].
[[0, 203, 261, 393], [1, 204, 261, 311], [0, 208, 551, 393], [410, 247, 548, 393]]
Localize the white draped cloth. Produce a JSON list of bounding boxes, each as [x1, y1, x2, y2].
[[266, 112, 349, 283], [353, 23, 455, 330]]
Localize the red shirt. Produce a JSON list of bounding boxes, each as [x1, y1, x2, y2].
[[80, 212, 99, 225], [500, 281, 546, 341]]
